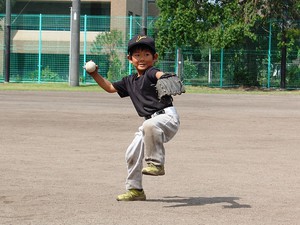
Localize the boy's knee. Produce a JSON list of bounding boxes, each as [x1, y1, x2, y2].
[[143, 120, 164, 138], [143, 120, 155, 133]]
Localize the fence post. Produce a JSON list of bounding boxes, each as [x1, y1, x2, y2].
[[83, 14, 87, 83], [128, 15, 133, 75], [175, 47, 182, 79], [220, 23, 224, 88], [220, 48, 224, 88], [208, 48, 212, 84], [38, 14, 42, 83], [267, 20, 272, 89], [4, 0, 11, 82]]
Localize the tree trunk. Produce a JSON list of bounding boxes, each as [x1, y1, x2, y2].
[[280, 30, 287, 89]]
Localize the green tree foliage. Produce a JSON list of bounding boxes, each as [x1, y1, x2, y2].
[[238, 0, 300, 52], [0, 0, 5, 31], [155, 0, 300, 86], [155, 0, 198, 53], [155, 0, 258, 51], [0, 0, 4, 12], [90, 30, 125, 81], [156, 0, 300, 50]]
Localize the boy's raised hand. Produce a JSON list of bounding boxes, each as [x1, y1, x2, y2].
[[84, 60, 98, 75]]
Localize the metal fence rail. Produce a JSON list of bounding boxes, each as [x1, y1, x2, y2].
[[0, 14, 299, 88]]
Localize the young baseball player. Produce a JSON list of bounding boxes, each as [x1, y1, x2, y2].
[[86, 34, 181, 201]]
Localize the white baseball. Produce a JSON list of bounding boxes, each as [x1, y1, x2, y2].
[[85, 61, 96, 73]]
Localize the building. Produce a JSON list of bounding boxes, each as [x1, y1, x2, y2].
[[11, 0, 159, 17], [7, 0, 159, 52], [0, 0, 160, 81]]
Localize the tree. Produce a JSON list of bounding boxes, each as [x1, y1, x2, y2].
[[0, 0, 5, 32], [156, 0, 299, 50], [248, 0, 300, 88], [263, 0, 300, 88], [90, 30, 125, 81], [155, 0, 300, 87], [155, 0, 262, 85], [155, 0, 198, 53], [155, 0, 258, 52], [0, 0, 5, 13]]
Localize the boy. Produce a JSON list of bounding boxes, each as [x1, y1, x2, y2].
[[86, 34, 180, 201]]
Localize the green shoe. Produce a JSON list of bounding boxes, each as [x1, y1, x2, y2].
[[142, 163, 165, 176], [116, 189, 146, 201]]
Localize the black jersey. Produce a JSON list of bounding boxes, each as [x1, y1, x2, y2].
[[112, 67, 173, 117]]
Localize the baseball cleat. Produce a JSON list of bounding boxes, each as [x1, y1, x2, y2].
[[116, 189, 146, 201], [142, 163, 165, 176]]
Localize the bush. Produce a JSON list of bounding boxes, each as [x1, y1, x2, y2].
[[29, 66, 60, 82], [183, 58, 198, 80], [287, 64, 300, 87]]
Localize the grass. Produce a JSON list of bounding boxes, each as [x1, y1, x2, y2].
[[1, 82, 300, 95], [186, 85, 300, 95], [0, 82, 103, 92]]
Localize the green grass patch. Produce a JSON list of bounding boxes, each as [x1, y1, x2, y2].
[[186, 86, 300, 95], [0, 82, 103, 92], [1, 82, 300, 95]]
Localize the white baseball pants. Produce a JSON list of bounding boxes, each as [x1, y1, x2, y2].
[[124, 106, 180, 190]]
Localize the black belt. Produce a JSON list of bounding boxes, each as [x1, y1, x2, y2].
[[144, 109, 165, 120]]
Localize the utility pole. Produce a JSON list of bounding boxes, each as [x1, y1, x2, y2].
[[142, 0, 148, 35], [4, 0, 11, 82], [69, 0, 80, 86]]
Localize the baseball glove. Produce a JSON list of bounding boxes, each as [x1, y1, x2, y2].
[[155, 73, 185, 100]]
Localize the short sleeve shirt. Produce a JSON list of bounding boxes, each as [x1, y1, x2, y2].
[[112, 67, 173, 117]]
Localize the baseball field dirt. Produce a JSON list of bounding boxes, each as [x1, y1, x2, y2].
[[0, 90, 299, 225]]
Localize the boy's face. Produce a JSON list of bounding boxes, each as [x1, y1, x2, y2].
[[128, 49, 158, 75]]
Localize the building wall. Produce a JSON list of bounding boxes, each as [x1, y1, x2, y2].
[[127, 0, 142, 16], [149, 2, 160, 16], [7, 0, 159, 55], [0, 1, 159, 75], [12, 1, 110, 16], [12, 0, 159, 17]]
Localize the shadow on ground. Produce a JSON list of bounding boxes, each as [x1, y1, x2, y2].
[[147, 196, 251, 208]]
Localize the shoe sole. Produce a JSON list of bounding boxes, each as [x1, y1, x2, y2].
[[142, 171, 165, 176], [117, 197, 146, 201]]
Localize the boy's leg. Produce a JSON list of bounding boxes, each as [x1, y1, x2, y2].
[[143, 108, 180, 171], [125, 126, 144, 190], [117, 126, 146, 201]]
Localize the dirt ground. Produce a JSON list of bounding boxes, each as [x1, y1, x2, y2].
[[0, 90, 299, 225]]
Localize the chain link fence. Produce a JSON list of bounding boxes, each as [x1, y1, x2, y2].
[[0, 14, 299, 88]]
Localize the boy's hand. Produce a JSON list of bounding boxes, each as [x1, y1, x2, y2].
[[84, 61, 97, 74]]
